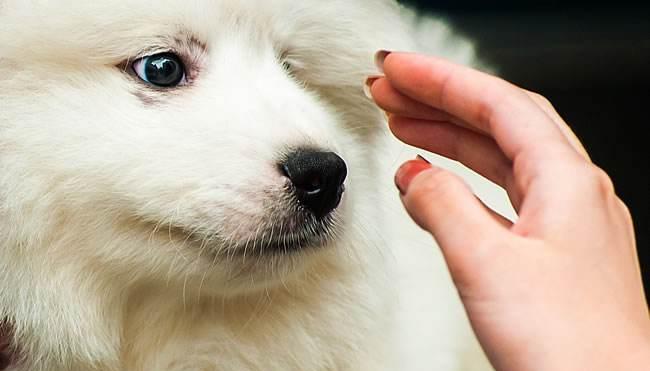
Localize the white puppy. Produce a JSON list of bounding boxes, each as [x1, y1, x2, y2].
[[0, 1, 511, 370]]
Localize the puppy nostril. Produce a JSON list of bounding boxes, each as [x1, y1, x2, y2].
[[280, 149, 347, 218], [281, 163, 323, 193], [304, 176, 322, 194]]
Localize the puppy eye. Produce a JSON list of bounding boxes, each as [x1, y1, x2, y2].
[[132, 52, 186, 87], [279, 50, 296, 75]]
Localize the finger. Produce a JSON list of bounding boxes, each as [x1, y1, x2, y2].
[[395, 159, 510, 284], [366, 76, 449, 120], [524, 90, 591, 160], [380, 52, 581, 164], [381, 52, 591, 219], [389, 115, 513, 190], [367, 76, 478, 132]]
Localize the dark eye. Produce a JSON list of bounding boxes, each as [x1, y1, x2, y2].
[[279, 51, 296, 75], [133, 52, 186, 87]]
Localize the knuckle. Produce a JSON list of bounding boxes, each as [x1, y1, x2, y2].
[[436, 69, 455, 109], [476, 90, 517, 132], [570, 164, 616, 199], [512, 147, 543, 189], [615, 198, 634, 224], [588, 165, 616, 196], [475, 99, 496, 131], [529, 91, 555, 109]]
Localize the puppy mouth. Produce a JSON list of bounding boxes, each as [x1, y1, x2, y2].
[[162, 212, 340, 258], [229, 215, 337, 256]]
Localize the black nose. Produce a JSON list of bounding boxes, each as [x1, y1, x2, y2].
[[281, 149, 347, 218]]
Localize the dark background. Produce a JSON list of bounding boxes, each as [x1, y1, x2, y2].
[[399, 1, 649, 301]]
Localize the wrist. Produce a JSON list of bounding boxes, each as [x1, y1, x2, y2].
[[562, 331, 650, 371], [506, 325, 650, 371]]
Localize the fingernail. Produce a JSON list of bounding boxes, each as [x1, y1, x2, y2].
[[363, 75, 382, 100], [395, 157, 432, 195], [416, 154, 431, 164], [374, 50, 391, 73]]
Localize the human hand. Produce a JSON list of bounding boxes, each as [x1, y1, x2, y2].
[[366, 51, 650, 371]]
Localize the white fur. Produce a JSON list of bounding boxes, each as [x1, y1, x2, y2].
[[0, 1, 511, 370]]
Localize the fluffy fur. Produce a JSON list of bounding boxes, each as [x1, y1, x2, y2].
[[0, 1, 512, 370]]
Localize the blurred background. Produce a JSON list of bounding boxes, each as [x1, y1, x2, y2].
[[399, 1, 649, 301]]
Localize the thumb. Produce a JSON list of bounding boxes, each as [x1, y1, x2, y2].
[[396, 157, 509, 285]]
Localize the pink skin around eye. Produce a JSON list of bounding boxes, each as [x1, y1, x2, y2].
[[132, 58, 148, 81]]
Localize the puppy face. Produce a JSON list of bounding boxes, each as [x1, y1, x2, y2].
[[0, 0, 404, 295]]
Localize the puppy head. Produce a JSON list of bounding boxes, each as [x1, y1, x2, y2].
[[0, 1, 428, 367], [0, 0, 413, 295]]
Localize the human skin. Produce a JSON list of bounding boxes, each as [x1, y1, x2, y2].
[[366, 51, 650, 371]]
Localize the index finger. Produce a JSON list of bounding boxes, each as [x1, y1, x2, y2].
[[379, 52, 579, 163]]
